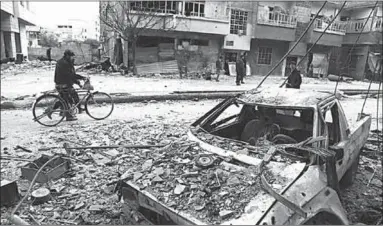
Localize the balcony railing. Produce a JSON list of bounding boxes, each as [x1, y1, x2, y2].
[[345, 16, 382, 33], [313, 18, 347, 35], [346, 18, 372, 33], [257, 8, 297, 28], [372, 16, 382, 32]]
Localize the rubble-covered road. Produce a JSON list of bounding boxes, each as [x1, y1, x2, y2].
[[1, 98, 382, 225]]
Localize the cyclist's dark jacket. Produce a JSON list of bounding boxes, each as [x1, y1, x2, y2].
[[54, 57, 85, 86]]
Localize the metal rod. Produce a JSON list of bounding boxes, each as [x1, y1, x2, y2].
[[334, 1, 379, 93], [256, 1, 328, 89], [280, 1, 348, 88]]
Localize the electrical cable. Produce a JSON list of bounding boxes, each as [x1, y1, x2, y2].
[[280, 1, 348, 88], [255, 1, 328, 89], [334, 1, 379, 93]]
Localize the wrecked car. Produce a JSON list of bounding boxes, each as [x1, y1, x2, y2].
[[117, 88, 371, 225]]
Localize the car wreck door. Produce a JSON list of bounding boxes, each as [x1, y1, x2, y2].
[[319, 100, 351, 180]]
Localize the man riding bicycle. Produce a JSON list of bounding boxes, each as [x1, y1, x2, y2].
[[54, 49, 87, 121]]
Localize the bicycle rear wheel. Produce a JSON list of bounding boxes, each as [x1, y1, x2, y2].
[[85, 92, 114, 120], [32, 94, 67, 127]]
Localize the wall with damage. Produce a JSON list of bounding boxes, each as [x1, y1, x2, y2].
[[204, 1, 228, 20], [248, 39, 289, 76], [176, 37, 221, 73], [28, 42, 94, 64]]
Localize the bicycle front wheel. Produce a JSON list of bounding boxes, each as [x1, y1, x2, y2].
[[32, 94, 67, 127], [85, 92, 114, 120]]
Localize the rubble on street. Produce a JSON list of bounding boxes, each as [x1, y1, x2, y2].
[[1, 60, 56, 75]]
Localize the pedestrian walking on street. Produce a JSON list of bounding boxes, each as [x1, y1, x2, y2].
[[236, 54, 245, 86], [216, 56, 223, 82], [54, 49, 87, 121], [286, 61, 302, 89]]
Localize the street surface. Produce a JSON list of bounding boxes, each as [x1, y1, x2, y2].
[[1, 68, 382, 99]]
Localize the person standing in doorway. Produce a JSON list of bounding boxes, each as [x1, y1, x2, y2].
[[236, 54, 245, 86], [241, 53, 247, 84], [286, 61, 302, 89], [215, 56, 223, 82], [307, 64, 314, 78], [46, 47, 52, 62]]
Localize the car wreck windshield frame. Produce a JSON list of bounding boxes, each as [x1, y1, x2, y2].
[[194, 97, 318, 136]]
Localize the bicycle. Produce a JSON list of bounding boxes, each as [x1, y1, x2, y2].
[[32, 77, 114, 127]]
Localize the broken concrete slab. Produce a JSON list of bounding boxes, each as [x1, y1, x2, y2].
[[174, 184, 186, 195]]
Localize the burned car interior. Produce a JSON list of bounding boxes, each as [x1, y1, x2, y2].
[[200, 98, 315, 146]]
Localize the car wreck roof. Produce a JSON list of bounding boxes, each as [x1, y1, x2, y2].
[[237, 88, 334, 107]]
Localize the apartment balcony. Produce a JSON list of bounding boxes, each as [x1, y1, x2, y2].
[[174, 14, 230, 35], [253, 8, 297, 42], [313, 18, 347, 35], [343, 16, 382, 45], [130, 10, 230, 36], [308, 18, 346, 47]]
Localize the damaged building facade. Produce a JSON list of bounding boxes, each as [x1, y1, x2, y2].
[[100, 1, 382, 79], [1, 1, 36, 61]]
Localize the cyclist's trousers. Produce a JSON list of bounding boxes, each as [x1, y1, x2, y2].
[[54, 84, 80, 109]]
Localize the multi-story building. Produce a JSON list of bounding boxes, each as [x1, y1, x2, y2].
[[26, 25, 41, 47], [55, 19, 100, 42], [1, 1, 36, 61], [337, 2, 382, 80], [100, 1, 382, 79]]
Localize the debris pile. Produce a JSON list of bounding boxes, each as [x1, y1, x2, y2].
[[120, 141, 262, 224], [1, 61, 56, 74]]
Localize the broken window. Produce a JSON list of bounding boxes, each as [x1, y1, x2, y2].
[[211, 103, 243, 129], [257, 47, 272, 65], [323, 104, 341, 146], [230, 9, 248, 35]]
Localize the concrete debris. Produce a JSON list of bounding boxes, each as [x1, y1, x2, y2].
[[174, 184, 186, 195], [1, 60, 56, 74]]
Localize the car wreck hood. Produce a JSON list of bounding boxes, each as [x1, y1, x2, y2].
[[183, 129, 307, 225]]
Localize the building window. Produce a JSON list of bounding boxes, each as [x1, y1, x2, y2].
[[230, 9, 248, 35], [130, 1, 182, 14], [185, 1, 205, 17], [257, 47, 272, 65], [178, 38, 209, 46], [226, 41, 234, 46]]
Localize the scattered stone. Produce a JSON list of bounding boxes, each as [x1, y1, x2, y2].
[[153, 167, 164, 176], [174, 184, 186, 195], [226, 176, 241, 186], [105, 149, 120, 158], [74, 202, 85, 210], [219, 210, 234, 218], [133, 172, 143, 181], [142, 159, 153, 171], [89, 205, 104, 213], [152, 176, 163, 183]]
